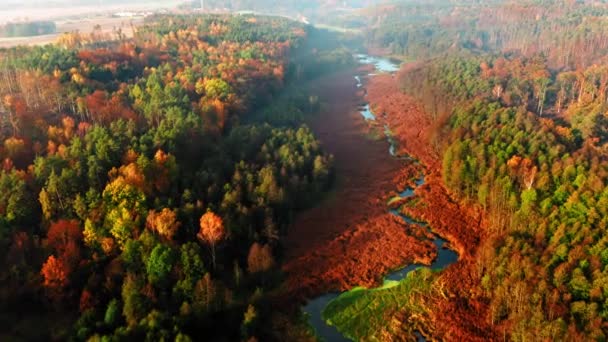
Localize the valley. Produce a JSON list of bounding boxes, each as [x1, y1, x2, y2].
[[3, 1, 608, 341]]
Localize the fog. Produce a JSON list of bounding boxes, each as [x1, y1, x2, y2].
[[0, 0, 384, 24], [0, 1, 181, 23], [1, 0, 176, 6]]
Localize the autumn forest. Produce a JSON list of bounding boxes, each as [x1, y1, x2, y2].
[[0, 14, 341, 340], [4, 0, 608, 341]]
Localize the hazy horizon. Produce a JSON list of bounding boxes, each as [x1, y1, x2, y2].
[[1, 0, 179, 6], [0, 0, 183, 24], [0, 0, 382, 24]]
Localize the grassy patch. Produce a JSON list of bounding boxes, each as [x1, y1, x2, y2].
[[387, 196, 403, 206], [322, 268, 438, 341]]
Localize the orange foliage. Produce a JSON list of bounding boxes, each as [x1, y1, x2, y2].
[[47, 125, 64, 142], [85, 90, 137, 124], [4, 137, 26, 158], [47, 219, 82, 269], [154, 149, 169, 164], [151, 149, 174, 193], [120, 163, 147, 190], [211, 98, 227, 131], [47, 220, 81, 248], [123, 149, 139, 165], [109, 162, 148, 193], [101, 237, 116, 254], [507, 155, 537, 189], [47, 140, 57, 155], [3, 94, 27, 115], [41, 255, 68, 289], [507, 155, 522, 169], [62, 116, 75, 140], [198, 210, 225, 269], [198, 211, 225, 245], [247, 243, 274, 273], [77, 122, 92, 136], [146, 208, 181, 241], [78, 49, 131, 65]]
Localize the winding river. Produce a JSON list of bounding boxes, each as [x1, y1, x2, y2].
[[302, 55, 459, 341]]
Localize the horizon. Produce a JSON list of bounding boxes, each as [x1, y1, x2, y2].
[[0, 1, 183, 24]]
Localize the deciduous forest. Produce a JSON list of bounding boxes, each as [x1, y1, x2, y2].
[[5, 0, 608, 341], [323, 0, 608, 340], [0, 21, 56, 38], [0, 14, 344, 340]]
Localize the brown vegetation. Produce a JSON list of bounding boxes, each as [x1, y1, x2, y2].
[[368, 71, 498, 340], [282, 69, 434, 300]]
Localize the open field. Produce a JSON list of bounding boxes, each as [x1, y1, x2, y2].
[[0, 1, 183, 48], [0, 1, 180, 24], [0, 16, 145, 48]]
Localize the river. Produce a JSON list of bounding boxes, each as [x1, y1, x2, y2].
[[301, 54, 459, 342]]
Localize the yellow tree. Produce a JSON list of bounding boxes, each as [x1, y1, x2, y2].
[[197, 210, 225, 270], [146, 208, 180, 241]]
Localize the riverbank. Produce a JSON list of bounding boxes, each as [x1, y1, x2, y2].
[[368, 73, 487, 262], [279, 59, 497, 341], [367, 73, 497, 340], [282, 68, 435, 300]]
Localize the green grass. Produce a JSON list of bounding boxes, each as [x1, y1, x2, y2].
[[322, 268, 438, 341], [387, 196, 403, 206]]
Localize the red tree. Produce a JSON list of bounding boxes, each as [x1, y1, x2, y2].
[[47, 219, 82, 269], [41, 255, 68, 289]]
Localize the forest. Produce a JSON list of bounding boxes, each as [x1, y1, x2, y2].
[[364, 0, 608, 340], [0, 21, 56, 38], [6, 0, 608, 341], [0, 14, 349, 341], [401, 54, 608, 339], [355, 0, 608, 68]]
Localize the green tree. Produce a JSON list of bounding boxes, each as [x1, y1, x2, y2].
[[180, 242, 206, 280], [146, 244, 175, 287], [520, 188, 538, 215], [104, 299, 121, 327], [203, 78, 232, 100], [0, 170, 34, 224], [121, 274, 148, 327]]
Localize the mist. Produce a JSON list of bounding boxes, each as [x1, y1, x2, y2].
[[0, 0, 386, 24], [0, 0, 181, 24]]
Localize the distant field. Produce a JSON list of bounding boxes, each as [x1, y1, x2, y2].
[[0, 1, 182, 48], [0, 16, 145, 48], [0, 1, 180, 23]]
